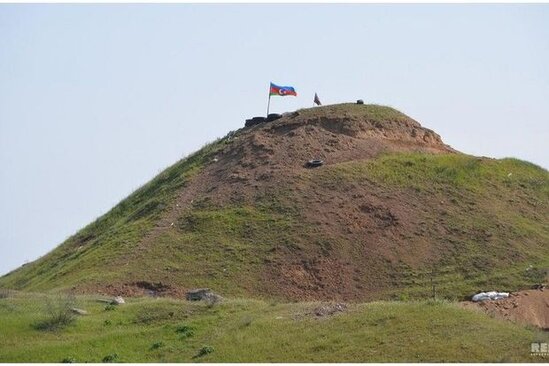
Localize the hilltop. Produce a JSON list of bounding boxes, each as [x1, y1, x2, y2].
[[1, 103, 548, 301]]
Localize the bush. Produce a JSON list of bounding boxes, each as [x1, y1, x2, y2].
[[104, 304, 116, 311], [102, 353, 119, 363], [150, 341, 164, 350], [194, 345, 214, 358], [33, 293, 76, 331], [0, 288, 12, 299], [133, 306, 177, 325], [524, 266, 548, 284], [175, 324, 194, 338], [239, 315, 253, 327]]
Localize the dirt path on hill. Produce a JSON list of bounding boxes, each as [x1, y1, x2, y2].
[[461, 288, 549, 330]]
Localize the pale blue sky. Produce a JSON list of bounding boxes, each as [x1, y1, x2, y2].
[[1, 4, 548, 276]]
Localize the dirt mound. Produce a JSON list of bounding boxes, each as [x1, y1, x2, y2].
[[152, 103, 455, 234], [462, 288, 549, 330]]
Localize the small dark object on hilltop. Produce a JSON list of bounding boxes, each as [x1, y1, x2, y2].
[[245, 114, 281, 127], [266, 113, 282, 122], [306, 160, 324, 168], [356, 99, 364, 104], [245, 116, 266, 127]]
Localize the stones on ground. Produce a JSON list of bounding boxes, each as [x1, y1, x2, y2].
[[186, 288, 223, 303], [70, 308, 88, 315], [97, 296, 125, 305], [313, 302, 347, 317], [112, 296, 125, 305]]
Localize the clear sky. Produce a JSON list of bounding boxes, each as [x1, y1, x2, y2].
[[1, 4, 548, 276]]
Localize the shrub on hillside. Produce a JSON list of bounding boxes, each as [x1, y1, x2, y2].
[[33, 293, 76, 331], [175, 324, 194, 338], [194, 345, 214, 358], [150, 341, 164, 350], [0, 288, 12, 299], [101, 353, 119, 363]]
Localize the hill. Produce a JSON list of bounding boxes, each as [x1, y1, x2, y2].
[[1, 104, 548, 301]]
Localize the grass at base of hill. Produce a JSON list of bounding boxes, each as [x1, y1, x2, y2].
[[0, 292, 547, 363]]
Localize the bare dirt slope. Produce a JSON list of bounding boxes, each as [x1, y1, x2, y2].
[[461, 288, 549, 330]]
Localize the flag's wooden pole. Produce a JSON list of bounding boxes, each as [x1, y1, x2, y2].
[[266, 84, 271, 116]]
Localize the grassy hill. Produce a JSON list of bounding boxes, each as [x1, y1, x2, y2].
[[1, 104, 547, 301], [0, 292, 547, 362]]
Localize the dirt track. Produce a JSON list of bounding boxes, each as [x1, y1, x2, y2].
[[461, 288, 549, 330]]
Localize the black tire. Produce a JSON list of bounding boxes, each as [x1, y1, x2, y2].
[[245, 116, 266, 128], [306, 159, 324, 168], [266, 113, 282, 122]]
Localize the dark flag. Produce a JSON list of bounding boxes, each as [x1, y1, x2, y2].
[[314, 93, 321, 106]]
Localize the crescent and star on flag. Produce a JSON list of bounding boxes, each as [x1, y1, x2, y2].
[[267, 82, 322, 115]]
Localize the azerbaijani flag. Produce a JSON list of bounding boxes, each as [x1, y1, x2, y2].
[[269, 82, 297, 97]]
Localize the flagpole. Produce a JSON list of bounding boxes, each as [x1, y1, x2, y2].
[[266, 82, 272, 116]]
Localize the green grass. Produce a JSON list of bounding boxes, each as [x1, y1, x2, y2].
[[312, 152, 549, 299], [324, 153, 548, 194], [125, 203, 300, 297], [297, 103, 415, 124], [0, 136, 230, 291], [0, 292, 547, 362]]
